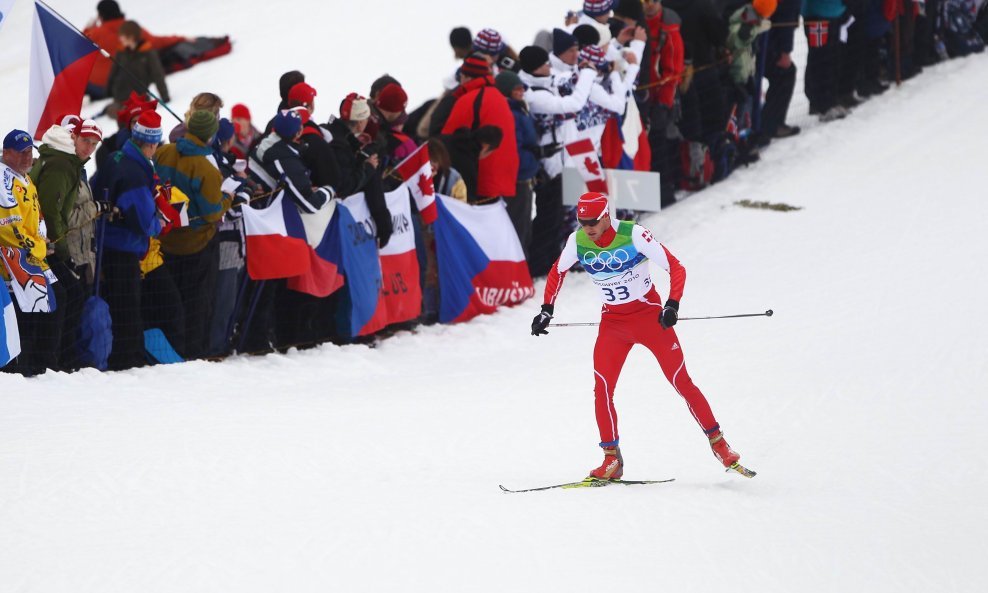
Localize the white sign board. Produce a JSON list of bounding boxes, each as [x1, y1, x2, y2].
[[562, 167, 662, 212]]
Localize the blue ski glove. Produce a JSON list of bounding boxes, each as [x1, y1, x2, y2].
[[659, 299, 679, 329], [531, 304, 554, 336]]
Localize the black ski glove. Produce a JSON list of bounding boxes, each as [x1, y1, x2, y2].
[[531, 304, 554, 336], [374, 212, 394, 249], [659, 299, 679, 329]]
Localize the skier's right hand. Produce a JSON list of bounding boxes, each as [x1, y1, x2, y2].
[[531, 304, 554, 336]]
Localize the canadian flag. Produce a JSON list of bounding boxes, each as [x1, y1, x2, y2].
[[395, 143, 438, 224], [565, 138, 608, 194]]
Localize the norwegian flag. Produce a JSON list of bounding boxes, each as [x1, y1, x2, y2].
[[395, 143, 437, 224], [565, 138, 609, 194], [806, 21, 829, 48]]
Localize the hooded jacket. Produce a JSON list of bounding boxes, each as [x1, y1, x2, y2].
[[440, 75, 519, 199], [92, 140, 162, 255], [30, 125, 85, 262]]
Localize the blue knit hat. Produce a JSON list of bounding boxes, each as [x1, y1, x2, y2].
[[552, 28, 578, 57], [215, 118, 235, 143], [273, 109, 303, 140], [130, 111, 162, 144]]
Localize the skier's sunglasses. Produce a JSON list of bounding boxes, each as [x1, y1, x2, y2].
[[578, 217, 606, 227]]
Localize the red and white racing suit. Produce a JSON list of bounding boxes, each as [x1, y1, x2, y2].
[[544, 220, 721, 447]]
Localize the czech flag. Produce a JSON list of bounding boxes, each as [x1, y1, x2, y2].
[[320, 194, 383, 337], [240, 192, 343, 297], [29, 1, 101, 140], [1, 283, 20, 369], [395, 143, 437, 224], [343, 189, 422, 336], [432, 195, 534, 323]]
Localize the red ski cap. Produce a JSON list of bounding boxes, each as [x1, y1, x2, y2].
[[576, 192, 609, 222]]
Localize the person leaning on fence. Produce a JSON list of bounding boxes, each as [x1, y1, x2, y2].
[[0, 130, 57, 376], [440, 53, 519, 213], [495, 70, 539, 258], [90, 111, 164, 370], [153, 109, 231, 360], [759, 0, 802, 143], [31, 119, 104, 370], [517, 44, 596, 277]]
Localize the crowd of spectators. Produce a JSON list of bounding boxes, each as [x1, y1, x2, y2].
[[2, 0, 986, 375]]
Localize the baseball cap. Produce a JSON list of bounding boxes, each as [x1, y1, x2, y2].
[[3, 130, 35, 152]]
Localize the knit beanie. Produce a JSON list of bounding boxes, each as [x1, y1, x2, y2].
[[495, 70, 525, 97], [583, 0, 614, 17], [752, 0, 778, 18], [215, 118, 235, 143], [273, 109, 303, 140], [340, 93, 371, 121], [519, 45, 550, 74], [579, 45, 608, 68], [472, 28, 505, 55], [187, 110, 219, 143], [79, 120, 103, 142], [131, 111, 163, 144], [231, 103, 251, 121], [376, 83, 408, 113], [573, 24, 601, 48], [460, 53, 492, 79], [552, 28, 578, 57], [613, 0, 644, 22]]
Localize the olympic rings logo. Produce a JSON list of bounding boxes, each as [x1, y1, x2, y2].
[[582, 248, 631, 272]]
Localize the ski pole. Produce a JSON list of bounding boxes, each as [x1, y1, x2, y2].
[[548, 310, 774, 328]]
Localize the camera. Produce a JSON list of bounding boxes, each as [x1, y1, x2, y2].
[[498, 55, 516, 71]]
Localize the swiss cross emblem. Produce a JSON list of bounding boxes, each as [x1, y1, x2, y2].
[[807, 21, 828, 48], [578, 206, 587, 215]]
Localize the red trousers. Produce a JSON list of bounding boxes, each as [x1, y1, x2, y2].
[[592, 299, 719, 447]]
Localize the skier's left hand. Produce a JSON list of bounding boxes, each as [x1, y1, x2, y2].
[[659, 299, 679, 329]]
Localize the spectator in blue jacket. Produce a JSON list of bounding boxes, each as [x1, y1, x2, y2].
[[92, 110, 164, 370], [760, 0, 802, 141], [495, 70, 538, 257]]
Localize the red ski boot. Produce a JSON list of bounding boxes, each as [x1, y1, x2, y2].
[[589, 446, 624, 480], [708, 431, 740, 468]]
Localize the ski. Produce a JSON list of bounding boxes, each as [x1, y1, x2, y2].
[[727, 462, 757, 478], [499, 477, 675, 493]]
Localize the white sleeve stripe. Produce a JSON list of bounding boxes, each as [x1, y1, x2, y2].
[[274, 159, 318, 213]]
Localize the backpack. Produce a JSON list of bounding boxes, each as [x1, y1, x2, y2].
[[678, 141, 714, 191], [940, 0, 986, 57]]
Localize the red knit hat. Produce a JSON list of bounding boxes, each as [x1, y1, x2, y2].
[[340, 92, 370, 121], [460, 53, 492, 79], [288, 82, 317, 107], [59, 114, 83, 133], [231, 103, 251, 121], [576, 192, 609, 221], [376, 83, 408, 113], [131, 111, 163, 144], [78, 119, 103, 141]]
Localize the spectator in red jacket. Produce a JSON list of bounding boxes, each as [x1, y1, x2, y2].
[[83, 1, 183, 99], [440, 53, 519, 201]]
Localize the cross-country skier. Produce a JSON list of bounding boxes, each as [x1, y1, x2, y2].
[[530, 191, 748, 479]]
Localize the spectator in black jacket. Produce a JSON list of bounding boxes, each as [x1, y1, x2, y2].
[[326, 93, 393, 248], [759, 0, 802, 141], [286, 82, 343, 193], [252, 109, 333, 214]]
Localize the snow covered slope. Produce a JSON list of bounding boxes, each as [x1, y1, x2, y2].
[[2, 2, 988, 592]]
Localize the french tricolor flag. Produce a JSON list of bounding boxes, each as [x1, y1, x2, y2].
[[433, 195, 534, 323], [395, 143, 438, 224], [29, 1, 101, 140]]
